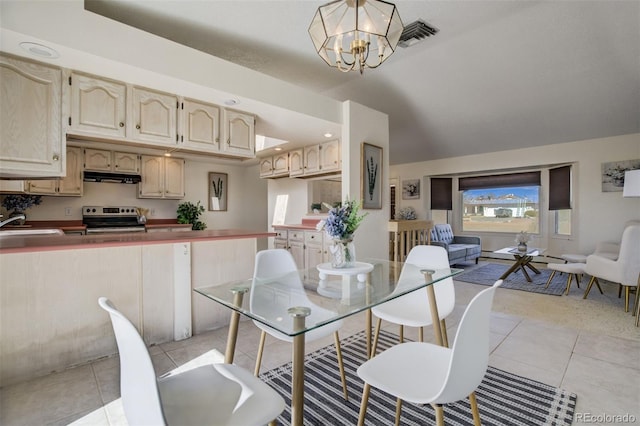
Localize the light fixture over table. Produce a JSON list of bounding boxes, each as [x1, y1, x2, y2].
[[309, 0, 404, 74]]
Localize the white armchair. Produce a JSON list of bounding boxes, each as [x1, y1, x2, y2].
[[584, 224, 640, 313]]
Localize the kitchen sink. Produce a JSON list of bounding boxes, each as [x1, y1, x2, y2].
[[0, 228, 65, 237]]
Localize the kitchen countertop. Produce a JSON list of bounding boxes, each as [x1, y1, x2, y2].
[[0, 229, 276, 254]]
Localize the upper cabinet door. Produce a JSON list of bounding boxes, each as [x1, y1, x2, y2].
[[163, 157, 185, 199], [114, 152, 139, 174], [139, 155, 164, 198], [70, 72, 126, 139], [272, 152, 289, 176], [181, 99, 220, 153], [132, 87, 178, 146], [289, 149, 304, 177], [319, 139, 340, 172], [57, 146, 83, 195], [304, 145, 320, 174], [223, 110, 255, 158], [0, 53, 64, 178], [84, 148, 112, 171]]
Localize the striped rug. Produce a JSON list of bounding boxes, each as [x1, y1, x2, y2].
[[261, 330, 577, 425]]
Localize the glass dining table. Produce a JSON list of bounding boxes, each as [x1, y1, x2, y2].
[[194, 257, 463, 426]]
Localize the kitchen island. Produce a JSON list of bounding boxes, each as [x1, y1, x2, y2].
[[0, 229, 274, 386]]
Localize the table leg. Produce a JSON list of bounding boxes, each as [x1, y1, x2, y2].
[[424, 272, 444, 347], [499, 256, 525, 280], [288, 306, 311, 426], [224, 288, 247, 364]]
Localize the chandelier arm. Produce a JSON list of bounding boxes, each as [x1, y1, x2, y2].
[[338, 49, 356, 67], [336, 60, 356, 73]]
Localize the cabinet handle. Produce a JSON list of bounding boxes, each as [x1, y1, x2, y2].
[[52, 154, 60, 161], [119, 122, 124, 127], [227, 138, 230, 146], [136, 124, 141, 129]]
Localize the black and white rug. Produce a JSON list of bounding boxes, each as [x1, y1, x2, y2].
[[260, 330, 577, 425], [455, 263, 571, 296]]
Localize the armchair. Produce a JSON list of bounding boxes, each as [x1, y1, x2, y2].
[[430, 224, 482, 266], [584, 224, 640, 313]]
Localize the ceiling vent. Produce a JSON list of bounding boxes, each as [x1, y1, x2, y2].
[[398, 19, 439, 48]]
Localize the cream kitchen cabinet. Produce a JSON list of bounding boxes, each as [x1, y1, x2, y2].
[[223, 109, 255, 158], [274, 229, 288, 250], [319, 139, 340, 173], [138, 155, 185, 199], [69, 72, 127, 139], [132, 87, 178, 146], [84, 148, 139, 174], [259, 152, 289, 178], [289, 149, 304, 177], [303, 145, 320, 175], [179, 98, 221, 153], [304, 231, 326, 271], [27, 146, 83, 196], [0, 53, 64, 179], [287, 230, 305, 270]]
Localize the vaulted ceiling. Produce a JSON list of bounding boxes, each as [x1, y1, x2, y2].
[[3, 1, 639, 165]]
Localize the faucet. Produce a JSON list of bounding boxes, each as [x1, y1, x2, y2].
[[0, 214, 26, 228]]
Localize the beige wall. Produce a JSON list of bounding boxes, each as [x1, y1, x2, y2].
[[389, 133, 640, 256]]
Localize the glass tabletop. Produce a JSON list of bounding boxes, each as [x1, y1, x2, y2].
[[194, 257, 463, 337]]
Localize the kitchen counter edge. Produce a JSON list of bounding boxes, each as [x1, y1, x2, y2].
[[0, 229, 276, 254]]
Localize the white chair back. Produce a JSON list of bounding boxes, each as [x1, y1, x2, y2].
[[98, 297, 166, 426], [395, 245, 455, 318], [434, 280, 502, 403], [618, 224, 640, 286]]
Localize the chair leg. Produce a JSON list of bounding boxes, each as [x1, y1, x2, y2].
[[575, 273, 581, 288], [254, 330, 267, 376], [583, 276, 603, 298], [371, 318, 382, 358], [545, 270, 556, 289], [334, 331, 348, 401], [399, 324, 404, 343], [432, 403, 445, 426], [619, 284, 623, 298], [418, 326, 424, 342], [394, 398, 402, 426], [440, 319, 449, 348], [565, 274, 573, 295], [624, 286, 630, 313], [357, 383, 371, 426], [469, 392, 482, 426]]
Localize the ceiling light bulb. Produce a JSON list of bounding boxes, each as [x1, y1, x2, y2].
[[324, 133, 333, 138]]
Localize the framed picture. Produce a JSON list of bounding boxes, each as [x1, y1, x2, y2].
[[361, 142, 382, 209], [402, 179, 420, 200], [601, 159, 640, 192], [208, 172, 228, 211]]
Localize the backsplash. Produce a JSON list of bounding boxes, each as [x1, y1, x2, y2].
[[0, 182, 179, 221]]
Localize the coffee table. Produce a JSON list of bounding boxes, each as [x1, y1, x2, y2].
[[494, 247, 546, 282]]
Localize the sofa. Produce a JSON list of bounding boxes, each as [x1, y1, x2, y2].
[[430, 224, 482, 265]]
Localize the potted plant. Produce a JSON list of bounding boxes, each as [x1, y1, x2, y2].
[[177, 201, 207, 230], [1, 194, 43, 225]]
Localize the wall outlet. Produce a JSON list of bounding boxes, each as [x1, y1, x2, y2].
[[64, 207, 72, 216]]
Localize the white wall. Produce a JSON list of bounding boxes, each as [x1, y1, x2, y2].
[[389, 133, 640, 256], [342, 101, 390, 260]]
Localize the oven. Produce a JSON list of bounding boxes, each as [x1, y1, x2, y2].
[[82, 206, 146, 234]]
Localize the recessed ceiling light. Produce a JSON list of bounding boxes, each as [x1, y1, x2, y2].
[[274, 147, 283, 151], [324, 132, 333, 138], [164, 152, 172, 157], [19, 42, 59, 59], [224, 99, 239, 106]]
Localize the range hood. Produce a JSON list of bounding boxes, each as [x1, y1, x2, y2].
[[83, 171, 142, 184]]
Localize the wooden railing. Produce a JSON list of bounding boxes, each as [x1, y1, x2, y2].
[[388, 220, 434, 262]]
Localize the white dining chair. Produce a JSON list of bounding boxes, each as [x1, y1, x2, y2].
[[370, 245, 455, 355], [250, 248, 349, 400], [357, 280, 502, 426], [98, 297, 285, 426]]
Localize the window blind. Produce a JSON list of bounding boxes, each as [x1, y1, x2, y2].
[[430, 177, 452, 210], [458, 171, 541, 191], [549, 165, 571, 210]]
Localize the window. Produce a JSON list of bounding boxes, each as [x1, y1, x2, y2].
[[555, 210, 571, 235], [459, 171, 541, 234]]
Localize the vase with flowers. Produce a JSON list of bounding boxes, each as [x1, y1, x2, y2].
[[316, 199, 367, 268], [1, 194, 43, 226], [515, 231, 531, 252]]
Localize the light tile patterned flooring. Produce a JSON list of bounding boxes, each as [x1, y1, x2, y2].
[[1, 262, 639, 425]]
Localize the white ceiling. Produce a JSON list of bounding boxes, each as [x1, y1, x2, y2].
[[3, 1, 639, 165]]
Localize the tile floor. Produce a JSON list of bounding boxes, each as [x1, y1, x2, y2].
[[1, 262, 639, 425]]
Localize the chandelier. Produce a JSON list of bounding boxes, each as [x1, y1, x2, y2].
[[309, 0, 404, 74]]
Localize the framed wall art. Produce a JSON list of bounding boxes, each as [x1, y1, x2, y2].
[[209, 172, 228, 211], [402, 179, 420, 200], [601, 159, 640, 192], [361, 142, 382, 209]]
